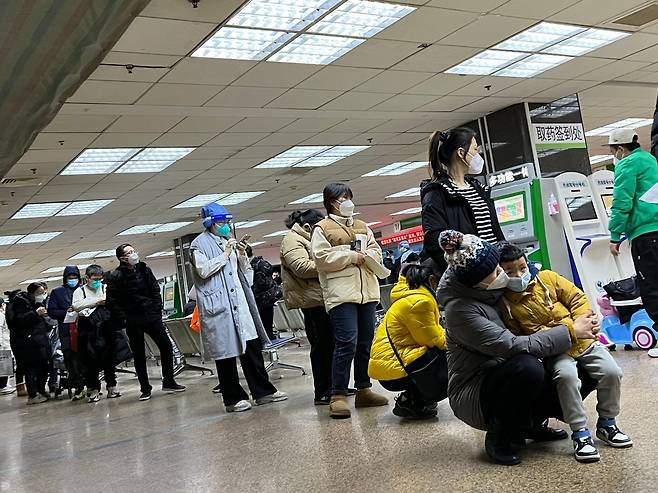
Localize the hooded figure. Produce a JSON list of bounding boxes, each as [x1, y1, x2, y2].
[[47, 266, 80, 352], [190, 202, 286, 413]]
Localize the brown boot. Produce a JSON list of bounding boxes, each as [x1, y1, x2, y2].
[[16, 383, 27, 397], [329, 395, 351, 419], [355, 388, 389, 408]]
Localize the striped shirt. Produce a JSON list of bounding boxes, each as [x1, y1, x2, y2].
[[450, 182, 497, 244]]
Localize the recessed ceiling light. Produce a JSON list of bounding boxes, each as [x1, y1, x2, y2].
[[192, 27, 295, 60], [61, 148, 140, 175], [234, 220, 270, 229], [150, 222, 193, 233], [543, 28, 630, 56], [386, 187, 420, 198], [589, 155, 613, 164], [391, 207, 422, 216], [264, 230, 290, 237], [116, 147, 195, 173], [147, 250, 175, 258], [117, 222, 192, 236], [494, 22, 584, 52], [309, 0, 415, 38], [0, 259, 19, 267], [0, 235, 26, 245], [363, 161, 427, 177], [269, 34, 365, 65], [248, 241, 266, 247], [495, 53, 573, 78], [11, 200, 114, 219], [17, 232, 62, 244], [257, 145, 368, 169], [289, 193, 324, 204], [57, 200, 114, 216], [446, 49, 528, 76], [173, 191, 265, 209], [585, 118, 653, 136], [229, 0, 341, 32], [95, 249, 117, 258], [41, 264, 90, 274], [21, 276, 61, 285], [69, 251, 102, 260], [118, 224, 161, 236], [366, 221, 382, 227]]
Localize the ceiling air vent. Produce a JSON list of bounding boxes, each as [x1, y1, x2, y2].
[[613, 3, 658, 27], [0, 177, 43, 188]]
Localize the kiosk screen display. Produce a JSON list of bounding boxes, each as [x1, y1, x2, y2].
[[164, 285, 175, 303], [494, 192, 526, 225], [601, 194, 613, 216], [566, 196, 597, 222]]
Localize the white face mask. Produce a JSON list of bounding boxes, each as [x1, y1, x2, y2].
[[338, 200, 355, 217], [35, 294, 47, 303], [482, 270, 509, 291], [466, 152, 485, 175], [127, 252, 139, 266]]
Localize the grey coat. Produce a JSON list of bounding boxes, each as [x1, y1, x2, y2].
[[190, 231, 270, 360], [437, 269, 572, 431]]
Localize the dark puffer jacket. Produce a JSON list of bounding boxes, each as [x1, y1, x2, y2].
[[251, 256, 282, 311], [47, 266, 80, 352], [6, 292, 52, 365], [106, 262, 163, 329]]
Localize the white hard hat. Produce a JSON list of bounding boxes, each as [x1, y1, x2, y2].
[[608, 128, 638, 145]]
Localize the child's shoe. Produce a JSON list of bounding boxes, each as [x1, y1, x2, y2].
[[596, 419, 633, 448], [572, 429, 600, 463]]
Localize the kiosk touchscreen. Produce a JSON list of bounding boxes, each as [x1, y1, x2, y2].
[[163, 280, 176, 314]]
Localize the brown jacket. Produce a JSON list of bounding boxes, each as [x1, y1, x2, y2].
[[280, 223, 324, 310]]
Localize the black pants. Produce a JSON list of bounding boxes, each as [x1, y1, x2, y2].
[[78, 327, 117, 392], [126, 320, 175, 393], [215, 338, 277, 406], [259, 305, 275, 340], [631, 232, 658, 328], [25, 360, 49, 398], [0, 376, 8, 388], [47, 359, 58, 391], [303, 306, 335, 399], [63, 348, 85, 391], [380, 349, 448, 406]]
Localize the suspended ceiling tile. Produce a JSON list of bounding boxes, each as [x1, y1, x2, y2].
[[456, 96, 523, 114], [228, 117, 296, 133], [574, 60, 650, 82], [296, 66, 382, 91], [354, 70, 435, 94], [393, 44, 480, 72], [140, 0, 244, 22], [67, 80, 152, 104], [16, 148, 80, 164], [404, 73, 480, 96], [90, 133, 162, 148], [112, 17, 216, 56], [587, 32, 658, 59], [426, 0, 508, 11], [89, 65, 169, 83], [615, 70, 658, 84], [167, 159, 223, 172], [280, 118, 344, 133], [415, 95, 481, 112], [626, 43, 658, 62], [161, 58, 256, 85], [103, 51, 182, 67], [204, 132, 270, 147], [320, 91, 395, 110], [538, 57, 613, 80], [232, 63, 322, 88], [369, 94, 437, 112], [296, 133, 354, 145], [549, 0, 649, 25], [375, 7, 478, 43], [255, 133, 316, 147], [493, 0, 580, 18], [150, 133, 218, 147], [106, 115, 184, 133], [204, 86, 287, 108], [43, 114, 119, 133], [445, 76, 521, 97], [328, 119, 388, 133], [170, 116, 244, 133], [529, 80, 602, 101], [334, 39, 423, 69], [369, 119, 430, 133], [136, 83, 224, 106], [29, 133, 99, 150], [492, 78, 563, 98], [437, 14, 535, 48], [266, 89, 343, 110]]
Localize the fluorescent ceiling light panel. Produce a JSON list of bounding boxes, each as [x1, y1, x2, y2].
[[391, 207, 422, 216], [248, 241, 265, 247], [289, 193, 324, 204], [57, 199, 114, 216], [192, 27, 294, 60], [386, 187, 420, 198], [12, 202, 68, 219], [173, 191, 265, 209], [0, 235, 25, 245], [446, 49, 528, 76], [96, 249, 117, 258], [234, 220, 270, 229], [366, 221, 382, 227], [150, 222, 193, 233], [229, 0, 341, 31], [590, 155, 613, 164], [69, 251, 102, 260], [269, 34, 365, 65], [17, 232, 62, 244], [495, 22, 584, 52], [21, 275, 62, 284], [309, 0, 415, 38], [495, 53, 572, 78], [61, 148, 140, 175], [264, 230, 290, 237], [147, 250, 175, 258], [118, 222, 192, 235], [116, 147, 195, 173], [543, 28, 630, 56], [585, 118, 653, 136], [363, 161, 427, 177], [257, 146, 368, 169], [0, 259, 19, 267]]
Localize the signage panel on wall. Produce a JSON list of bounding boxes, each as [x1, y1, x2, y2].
[[532, 123, 586, 150]]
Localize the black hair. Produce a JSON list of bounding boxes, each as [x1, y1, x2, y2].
[[245, 245, 253, 258], [498, 241, 526, 263], [401, 264, 434, 290], [322, 183, 353, 215], [27, 282, 43, 295], [285, 209, 325, 229], [611, 134, 641, 152], [86, 264, 104, 278], [116, 243, 132, 259], [428, 127, 477, 180], [38, 282, 48, 290]]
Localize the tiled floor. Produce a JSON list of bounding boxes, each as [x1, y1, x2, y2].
[[0, 345, 656, 493]]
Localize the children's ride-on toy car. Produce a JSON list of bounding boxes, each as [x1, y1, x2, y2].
[[597, 293, 658, 349]]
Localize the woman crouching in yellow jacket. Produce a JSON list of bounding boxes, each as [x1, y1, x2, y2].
[[369, 264, 448, 420]]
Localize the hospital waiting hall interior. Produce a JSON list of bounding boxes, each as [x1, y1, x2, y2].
[[3, 0, 658, 491]]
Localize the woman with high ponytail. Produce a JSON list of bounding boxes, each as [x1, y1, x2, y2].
[[420, 127, 505, 275]]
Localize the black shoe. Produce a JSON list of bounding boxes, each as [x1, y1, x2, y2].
[[525, 420, 568, 442], [162, 383, 186, 393], [139, 391, 152, 401], [392, 394, 437, 420], [485, 432, 522, 466], [314, 395, 330, 406], [624, 344, 634, 350], [212, 384, 221, 394]]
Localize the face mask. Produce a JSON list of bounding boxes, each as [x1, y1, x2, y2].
[[67, 279, 78, 288], [338, 200, 355, 217], [127, 252, 139, 266], [466, 152, 485, 175], [89, 280, 101, 290], [482, 270, 509, 291], [35, 294, 46, 303], [215, 223, 231, 238], [507, 271, 532, 292]]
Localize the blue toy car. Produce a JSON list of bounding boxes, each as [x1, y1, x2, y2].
[[599, 309, 658, 349]]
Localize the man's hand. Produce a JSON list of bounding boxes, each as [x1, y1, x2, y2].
[[609, 241, 620, 256], [36, 307, 47, 316]]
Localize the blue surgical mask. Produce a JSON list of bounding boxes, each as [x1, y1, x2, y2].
[[67, 279, 78, 288], [507, 271, 532, 292], [216, 223, 231, 238], [89, 280, 101, 290]]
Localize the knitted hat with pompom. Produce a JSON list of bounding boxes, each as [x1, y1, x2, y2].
[[438, 230, 499, 286]]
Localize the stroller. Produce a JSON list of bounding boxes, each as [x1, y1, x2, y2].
[[597, 276, 658, 350]]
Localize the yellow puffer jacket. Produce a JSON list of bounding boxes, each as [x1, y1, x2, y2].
[[368, 276, 446, 381], [498, 270, 594, 358]]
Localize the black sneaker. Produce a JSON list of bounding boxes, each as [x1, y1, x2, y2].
[[485, 432, 522, 466], [525, 419, 568, 442], [139, 391, 152, 401], [162, 383, 186, 393], [392, 394, 437, 420], [314, 395, 330, 406], [212, 384, 221, 394], [572, 432, 600, 463], [596, 424, 633, 448]]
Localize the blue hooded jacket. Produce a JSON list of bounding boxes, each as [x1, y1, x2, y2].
[[47, 265, 80, 351]]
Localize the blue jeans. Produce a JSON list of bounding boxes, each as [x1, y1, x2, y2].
[[329, 302, 376, 395]]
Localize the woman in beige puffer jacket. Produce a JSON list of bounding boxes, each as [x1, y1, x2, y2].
[[280, 209, 334, 405]]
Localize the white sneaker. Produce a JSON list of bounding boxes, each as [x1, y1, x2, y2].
[[27, 395, 48, 405], [87, 390, 100, 403], [106, 387, 122, 399], [0, 386, 16, 395], [226, 400, 252, 413], [648, 348, 658, 358], [255, 391, 288, 406]]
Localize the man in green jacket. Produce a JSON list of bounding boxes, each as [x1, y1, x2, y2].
[[608, 128, 658, 340]]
